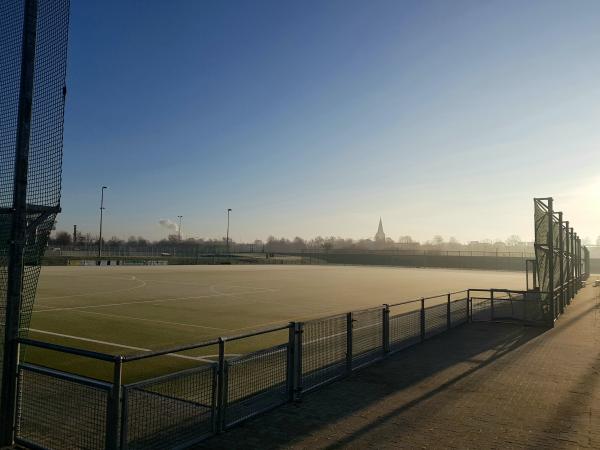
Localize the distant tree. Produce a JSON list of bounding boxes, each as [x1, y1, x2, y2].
[[596, 236, 600, 246], [292, 237, 306, 250], [54, 231, 71, 246], [107, 236, 123, 247], [506, 235, 522, 246], [398, 235, 414, 244], [582, 237, 591, 246], [432, 235, 444, 246]]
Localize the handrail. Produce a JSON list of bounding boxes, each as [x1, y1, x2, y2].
[[223, 323, 292, 343], [123, 338, 220, 362], [18, 337, 115, 362]]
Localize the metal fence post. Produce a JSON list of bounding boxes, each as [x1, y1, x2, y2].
[[106, 356, 123, 450], [286, 323, 295, 402], [216, 337, 226, 433], [420, 298, 425, 342], [467, 290, 471, 322], [490, 289, 495, 321], [383, 305, 390, 354], [294, 322, 303, 401], [446, 293, 451, 330], [346, 312, 353, 373]]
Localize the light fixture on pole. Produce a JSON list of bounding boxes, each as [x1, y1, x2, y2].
[[98, 186, 107, 257], [226, 208, 232, 253]]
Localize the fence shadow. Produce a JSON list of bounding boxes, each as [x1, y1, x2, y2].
[[197, 321, 545, 449]]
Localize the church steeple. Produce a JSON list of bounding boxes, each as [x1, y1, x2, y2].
[[375, 217, 386, 242]]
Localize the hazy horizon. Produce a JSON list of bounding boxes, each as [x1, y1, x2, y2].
[[60, 1, 600, 242]]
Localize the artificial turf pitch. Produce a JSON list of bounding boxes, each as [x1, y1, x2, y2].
[[26, 265, 524, 382]]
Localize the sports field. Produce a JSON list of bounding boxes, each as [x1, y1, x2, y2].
[[26, 265, 525, 381]]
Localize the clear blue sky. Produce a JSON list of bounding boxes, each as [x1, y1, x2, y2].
[[59, 0, 600, 243]]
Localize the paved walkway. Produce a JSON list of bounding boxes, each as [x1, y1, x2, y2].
[[198, 283, 600, 449]]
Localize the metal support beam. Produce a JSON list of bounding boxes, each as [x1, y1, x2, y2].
[[0, 0, 38, 444], [547, 198, 555, 326], [558, 212, 564, 315]]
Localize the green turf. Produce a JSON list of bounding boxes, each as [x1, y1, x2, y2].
[[25, 265, 524, 382]]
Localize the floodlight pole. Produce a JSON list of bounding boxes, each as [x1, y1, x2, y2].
[[226, 208, 232, 253], [98, 186, 107, 257], [177, 215, 183, 241], [0, 0, 38, 444]]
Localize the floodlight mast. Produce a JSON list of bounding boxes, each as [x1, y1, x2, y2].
[[98, 186, 107, 257], [226, 208, 232, 253]]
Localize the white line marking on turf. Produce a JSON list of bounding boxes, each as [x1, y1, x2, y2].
[[70, 310, 230, 331], [32, 289, 272, 313], [27, 329, 237, 363], [38, 276, 147, 300]]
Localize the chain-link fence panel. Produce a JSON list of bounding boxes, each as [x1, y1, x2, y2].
[[352, 308, 383, 368], [224, 343, 289, 428], [122, 364, 216, 450], [301, 314, 347, 393], [450, 298, 468, 327], [424, 303, 447, 338], [471, 297, 492, 322], [16, 363, 109, 450], [492, 294, 514, 320], [389, 309, 421, 352]]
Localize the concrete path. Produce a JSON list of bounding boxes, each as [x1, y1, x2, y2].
[[198, 282, 600, 449]]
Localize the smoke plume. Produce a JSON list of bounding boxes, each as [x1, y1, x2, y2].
[[159, 219, 179, 232]]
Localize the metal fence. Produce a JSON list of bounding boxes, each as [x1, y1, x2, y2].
[[10, 285, 568, 450]]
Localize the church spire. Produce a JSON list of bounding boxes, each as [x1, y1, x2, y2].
[[375, 217, 386, 242]]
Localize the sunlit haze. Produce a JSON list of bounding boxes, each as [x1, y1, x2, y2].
[[59, 0, 600, 243]]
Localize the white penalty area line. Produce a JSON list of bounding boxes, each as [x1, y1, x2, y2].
[[27, 329, 239, 363]]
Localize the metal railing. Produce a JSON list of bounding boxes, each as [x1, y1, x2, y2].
[[13, 283, 580, 450]]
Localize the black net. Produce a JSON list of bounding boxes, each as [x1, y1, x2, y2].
[[424, 303, 447, 338], [301, 314, 347, 392], [0, 0, 69, 405], [389, 309, 420, 351], [0, 0, 25, 404], [16, 364, 109, 450], [352, 308, 383, 368], [224, 343, 289, 428], [20, 0, 69, 332], [534, 200, 555, 320], [123, 365, 216, 450]]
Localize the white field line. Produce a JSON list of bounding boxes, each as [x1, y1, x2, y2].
[[27, 329, 238, 363], [69, 309, 231, 331], [37, 276, 147, 300], [32, 288, 275, 313]]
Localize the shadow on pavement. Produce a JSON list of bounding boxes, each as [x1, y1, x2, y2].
[[197, 320, 545, 449]]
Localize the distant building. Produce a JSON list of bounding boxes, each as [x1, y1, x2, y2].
[[375, 218, 386, 243]]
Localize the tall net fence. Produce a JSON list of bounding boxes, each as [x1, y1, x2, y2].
[[0, 0, 69, 419], [534, 198, 586, 323]]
